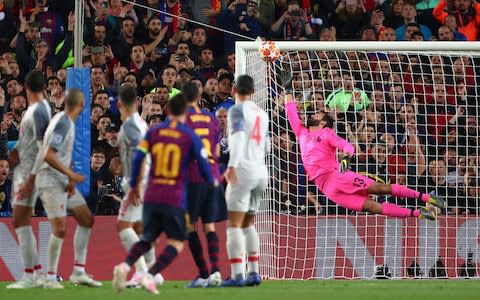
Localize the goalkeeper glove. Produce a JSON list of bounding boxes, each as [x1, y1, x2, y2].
[[339, 155, 350, 174], [278, 68, 293, 94]]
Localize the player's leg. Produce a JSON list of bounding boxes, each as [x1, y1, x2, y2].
[[362, 198, 436, 220], [367, 182, 445, 209], [113, 203, 160, 292], [243, 178, 267, 287], [203, 222, 222, 287], [68, 193, 102, 287], [205, 184, 227, 287], [6, 180, 43, 289], [141, 207, 187, 295], [6, 206, 40, 288], [185, 183, 210, 287], [222, 181, 253, 287], [117, 200, 149, 286], [39, 187, 67, 289]]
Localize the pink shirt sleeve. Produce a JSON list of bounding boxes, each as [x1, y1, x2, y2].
[[327, 129, 355, 155], [285, 102, 306, 136]]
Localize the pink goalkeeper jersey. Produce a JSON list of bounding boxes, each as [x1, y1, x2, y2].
[[285, 102, 355, 180]]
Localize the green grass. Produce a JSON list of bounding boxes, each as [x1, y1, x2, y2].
[[2, 280, 480, 300]]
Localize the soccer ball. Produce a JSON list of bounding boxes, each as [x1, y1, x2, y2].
[[258, 41, 282, 63]]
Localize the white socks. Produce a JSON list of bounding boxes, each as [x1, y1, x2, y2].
[[119, 228, 148, 273], [227, 227, 245, 279], [243, 226, 260, 274], [47, 234, 63, 278], [144, 245, 156, 268], [73, 226, 91, 273], [16, 226, 39, 277]]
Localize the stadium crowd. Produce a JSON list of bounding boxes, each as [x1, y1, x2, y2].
[[0, 0, 479, 217]]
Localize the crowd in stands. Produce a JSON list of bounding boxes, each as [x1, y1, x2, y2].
[[0, 0, 479, 217]]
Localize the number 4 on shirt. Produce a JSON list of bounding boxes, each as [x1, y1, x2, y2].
[[251, 115, 261, 145]]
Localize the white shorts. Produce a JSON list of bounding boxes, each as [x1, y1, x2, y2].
[[225, 177, 268, 214], [118, 184, 146, 223], [39, 187, 86, 219], [12, 171, 37, 208], [118, 199, 143, 222]]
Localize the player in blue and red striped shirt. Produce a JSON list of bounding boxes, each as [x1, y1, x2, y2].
[[113, 93, 216, 295]]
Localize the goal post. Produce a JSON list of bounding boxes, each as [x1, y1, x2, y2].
[[235, 41, 480, 279]]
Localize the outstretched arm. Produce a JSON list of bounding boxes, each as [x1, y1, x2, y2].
[[279, 68, 306, 136], [330, 133, 355, 157]]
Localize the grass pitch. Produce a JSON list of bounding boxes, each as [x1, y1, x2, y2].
[[2, 280, 480, 300]]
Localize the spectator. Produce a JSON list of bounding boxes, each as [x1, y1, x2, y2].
[[218, 0, 262, 52], [159, 64, 180, 98], [87, 147, 110, 214], [433, 0, 480, 41], [331, 0, 368, 40], [7, 94, 27, 141], [384, 0, 405, 29], [271, 0, 313, 40], [96, 156, 122, 215], [437, 25, 461, 40], [395, 3, 432, 40], [325, 72, 371, 112], [110, 16, 138, 66], [5, 77, 24, 102], [140, 15, 169, 58], [189, 27, 208, 64], [444, 14, 468, 40], [193, 46, 216, 81], [129, 44, 156, 87], [0, 159, 11, 217], [91, 104, 104, 142]]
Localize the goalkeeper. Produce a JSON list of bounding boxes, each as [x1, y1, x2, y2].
[[280, 69, 443, 220]]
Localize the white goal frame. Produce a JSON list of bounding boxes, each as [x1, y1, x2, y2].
[[235, 41, 480, 280]]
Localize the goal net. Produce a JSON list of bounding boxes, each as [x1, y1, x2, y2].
[[236, 41, 480, 279]]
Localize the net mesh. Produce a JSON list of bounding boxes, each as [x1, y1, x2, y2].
[[244, 47, 480, 279]]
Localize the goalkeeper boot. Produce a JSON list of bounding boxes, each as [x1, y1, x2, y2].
[[220, 274, 246, 287], [419, 207, 436, 220], [426, 193, 446, 209], [186, 276, 209, 288], [207, 271, 222, 287], [140, 274, 159, 295], [69, 270, 102, 287], [245, 272, 261, 287]]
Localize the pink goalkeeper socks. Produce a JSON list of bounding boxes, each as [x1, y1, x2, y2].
[[390, 184, 422, 200], [381, 202, 414, 218]]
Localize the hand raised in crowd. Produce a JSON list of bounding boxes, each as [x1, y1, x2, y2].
[[67, 11, 75, 31], [120, 0, 135, 17], [104, 45, 114, 60], [201, 8, 219, 17], [0, 112, 13, 135]]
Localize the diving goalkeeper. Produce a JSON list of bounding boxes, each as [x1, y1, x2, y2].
[[280, 69, 443, 220]]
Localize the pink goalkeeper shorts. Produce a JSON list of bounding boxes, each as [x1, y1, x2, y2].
[[314, 170, 374, 211]]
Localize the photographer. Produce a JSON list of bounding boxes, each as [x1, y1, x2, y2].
[[271, 0, 313, 40], [96, 157, 123, 215]]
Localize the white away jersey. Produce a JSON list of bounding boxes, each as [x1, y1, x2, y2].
[[227, 101, 269, 179], [36, 112, 75, 188], [15, 99, 51, 176], [117, 112, 149, 191]]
